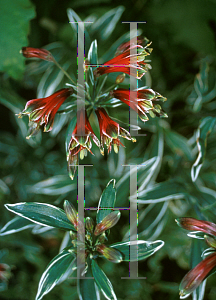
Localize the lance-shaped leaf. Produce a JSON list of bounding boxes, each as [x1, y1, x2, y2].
[[5, 202, 75, 231], [91, 6, 124, 41], [176, 218, 216, 237], [110, 240, 164, 261], [85, 217, 94, 234], [164, 129, 193, 160], [91, 259, 117, 300], [94, 211, 120, 236], [0, 216, 34, 236], [191, 117, 216, 182], [78, 258, 100, 300], [96, 244, 122, 263], [36, 249, 76, 300], [96, 179, 116, 224]]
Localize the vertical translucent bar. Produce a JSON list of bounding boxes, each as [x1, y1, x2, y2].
[[129, 165, 138, 278], [77, 22, 85, 136], [77, 165, 85, 279], [129, 23, 139, 137]]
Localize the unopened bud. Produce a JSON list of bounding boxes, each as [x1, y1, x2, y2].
[[96, 244, 122, 263], [115, 73, 126, 84], [21, 47, 54, 62], [94, 211, 121, 236]]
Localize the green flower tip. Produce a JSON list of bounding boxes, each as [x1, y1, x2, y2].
[[96, 244, 122, 263], [94, 211, 121, 236]]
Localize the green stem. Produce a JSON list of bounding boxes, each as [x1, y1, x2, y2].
[[53, 59, 76, 85]]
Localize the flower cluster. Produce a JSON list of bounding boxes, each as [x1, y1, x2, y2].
[[19, 37, 167, 179], [176, 217, 216, 299]]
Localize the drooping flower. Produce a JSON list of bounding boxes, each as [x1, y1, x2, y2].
[[176, 217, 216, 237], [67, 110, 100, 180], [17, 88, 74, 138], [176, 217, 216, 299], [96, 244, 122, 263], [179, 252, 216, 299], [21, 47, 54, 62], [111, 88, 167, 122], [95, 107, 136, 154], [93, 37, 152, 79]]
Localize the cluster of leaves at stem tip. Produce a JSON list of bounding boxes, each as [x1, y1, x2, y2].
[[1, 179, 164, 300]]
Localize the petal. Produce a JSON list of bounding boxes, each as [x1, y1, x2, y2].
[[176, 218, 216, 237], [179, 252, 216, 298]]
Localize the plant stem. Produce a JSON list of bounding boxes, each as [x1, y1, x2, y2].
[[53, 59, 76, 85]]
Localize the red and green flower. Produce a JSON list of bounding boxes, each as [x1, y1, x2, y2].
[[111, 88, 167, 122], [95, 107, 136, 154], [176, 217, 216, 298], [67, 110, 100, 179], [17, 88, 73, 138], [93, 37, 152, 79]]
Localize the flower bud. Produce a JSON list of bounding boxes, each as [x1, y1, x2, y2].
[[179, 252, 216, 299], [96, 244, 122, 263], [175, 218, 216, 237], [85, 217, 94, 234], [94, 211, 121, 236], [64, 200, 84, 235], [204, 235, 216, 249], [115, 73, 126, 84], [21, 47, 54, 62]]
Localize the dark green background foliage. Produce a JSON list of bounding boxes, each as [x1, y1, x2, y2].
[[0, 0, 216, 299]]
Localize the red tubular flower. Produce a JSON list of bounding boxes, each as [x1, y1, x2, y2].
[[21, 47, 54, 62], [17, 88, 73, 138], [67, 110, 100, 180], [176, 218, 216, 237], [111, 88, 167, 122], [179, 252, 216, 298], [95, 107, 136, 154], [93, 37, 152, 79]]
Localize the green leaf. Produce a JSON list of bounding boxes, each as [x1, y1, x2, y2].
[[110, 240, 164, 261], [78, 258, 100, 300], [137, 180, 188, 204], [0, 216, 34, 236], [29, 175, 76, 196], [191, 117, 216, 182], [36, 249, 76, 300], [5, 202, 75, 231], [91, 260, 117, 300], [91, 6, 124, 41], [164, 129, 193, 160], [0, 0, 36, 79], [96, 179, 116, 224], [187, 231, 207, 240], [88, 40, 98, 67]]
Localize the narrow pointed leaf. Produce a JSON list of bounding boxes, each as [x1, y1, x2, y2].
[[96, 179, 116, 224], [78, 258, 100, 300], [0, 216, 34, 236], [191, 117, 216, 182], [110, 240, 164, 261], [36, 249, 76, 300], [5, 202, 75, 231], [91, 6, 124, 41], [91, 260, 117, 300]]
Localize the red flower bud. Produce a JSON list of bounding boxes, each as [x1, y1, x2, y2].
[[176, 218, 216, 237], [21, 47, 54, 62], [179, 252, 216, 298]]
